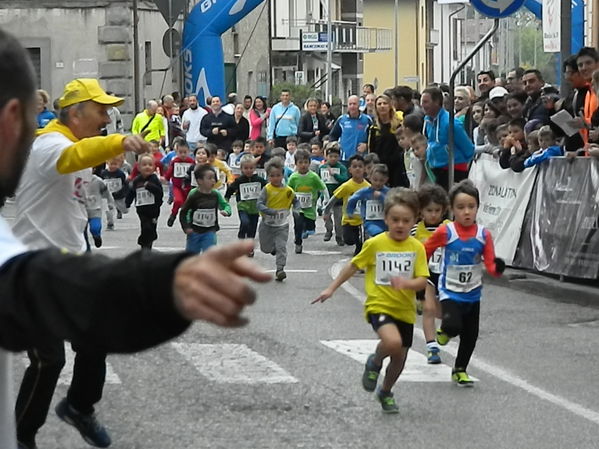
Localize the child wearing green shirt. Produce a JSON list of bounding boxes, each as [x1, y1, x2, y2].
[[287, 149, 328, 254], [319, 144, 348, 245]]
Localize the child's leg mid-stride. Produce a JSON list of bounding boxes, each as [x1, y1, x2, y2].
[[423, 282, 441, 364], [186, 232, 217, 253], [258, 222, 289, 281], [238, 210, 251, 239], [439, 300, 479, 387], [364, 314, 413, 413], [293, 211, 305, 252]]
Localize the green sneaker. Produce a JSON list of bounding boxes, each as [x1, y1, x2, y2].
[[376, 389, 399, 414], [436, 329, 450, 346], [452, 370, 474, 387], [361, 354, 381, 392]]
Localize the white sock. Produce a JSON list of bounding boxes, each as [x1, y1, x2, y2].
[[427, 341, 439, 351]]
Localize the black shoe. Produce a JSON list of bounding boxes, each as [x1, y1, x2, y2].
[[167, 214, 176, 227], [55, 398, 112, 448], [116, 210, 122, 219], [18, 440, 38, 449], [275, 270, 286, 282], [270, 250, 276, 256], [323, 232, 332, 242], [93, 235, 102, 248]]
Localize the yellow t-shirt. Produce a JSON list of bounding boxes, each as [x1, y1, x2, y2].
[[351, 232, 429, 324], [264, 184, 295, 210], [333, 178, 370, 226], [211, 159, 234, 189], [412, 219, 451, 243]]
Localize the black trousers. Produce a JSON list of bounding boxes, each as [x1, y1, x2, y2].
[[342, 224, 363, 255], [432, 168, 469, 191], [273, 136, 291, 148], [293, 212, 315, 245], [138, 213, 159, 249], [440, 300, 480, 370], [15, 340, 107, 441]]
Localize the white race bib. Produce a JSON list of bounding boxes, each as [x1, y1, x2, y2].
[[445, 264, 482, 292], [365, 200, 384, 221], [263, 209, 289, 226], [240, 182, 261, 201], [320, 167, 340, 184], [296, 192, 312, 209], [105, 178, 122, 193], [375, 252, 416, 286], [190, 171, 197, 187], [192, 208, 216, 227], [256, 168, 267, 180], [429, 248, 444, 274], [136, 188, 154, 206], [174, 162, 191, 178]]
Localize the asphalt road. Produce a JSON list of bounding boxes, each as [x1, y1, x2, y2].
[[4, 198, 599, 449]]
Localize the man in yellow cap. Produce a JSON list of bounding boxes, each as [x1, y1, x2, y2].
[[131, 99, 165, 144], [12, 78, 150, 449]]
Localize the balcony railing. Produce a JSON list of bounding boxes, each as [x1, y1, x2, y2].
[[273, 20, 392, 53]]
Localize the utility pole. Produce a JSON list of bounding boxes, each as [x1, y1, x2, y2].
[[394, 0, 398, 86], [326, 0, 333, 103], [133, 0, 140, 112], [560, 0, 572, 88]]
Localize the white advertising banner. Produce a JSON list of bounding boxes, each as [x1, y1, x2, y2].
[[468, 154, 537, 264], [542, 0, 561, 52]]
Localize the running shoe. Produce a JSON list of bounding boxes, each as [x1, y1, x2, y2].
[[361, 354, 381, 392], [55, 398, 111, 447], [93, 235, 102, 248], [336, 240, 345, 246], [427, 347, 441, 364], [304, 230, 315, 237], [436, 329, 450, 346], [106, 224, 114, 231], [116, 210, 122, 219], [295, 244, 303, 254], [376, 389, 399, 414], [167, 214, 176, 227], [275, 270, 287, 282], [323, 232, 332, 242], [451, 370, 474, 387]]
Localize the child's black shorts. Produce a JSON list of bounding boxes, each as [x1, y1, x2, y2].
[[367, 313, 413, 348], [417, 272, 440, 300]]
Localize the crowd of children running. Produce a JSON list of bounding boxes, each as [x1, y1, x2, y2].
[[85, 129, 506, 415]]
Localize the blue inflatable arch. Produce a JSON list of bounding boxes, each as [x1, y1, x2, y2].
[[182, 0, 265, 105]]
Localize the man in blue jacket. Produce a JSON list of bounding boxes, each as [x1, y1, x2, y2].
[[421, 87, 474, 190], [328, 95, 372, 162], [267, 89, 301, 148]]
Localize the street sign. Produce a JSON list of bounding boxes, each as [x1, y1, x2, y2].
[[302, 32, 330, 51], [470, 0, 525, 19], [154, 0, 187, 26], [162, 28, 181, 57]]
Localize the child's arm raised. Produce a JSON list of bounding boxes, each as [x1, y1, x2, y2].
[[312, 262, 358, 303]]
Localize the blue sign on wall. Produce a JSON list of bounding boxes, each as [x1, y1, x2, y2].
[[470, 0, 526, 18]]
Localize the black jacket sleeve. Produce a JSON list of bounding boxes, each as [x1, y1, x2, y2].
[[499, 147, 512, 169], [0, 250, 192, 353]]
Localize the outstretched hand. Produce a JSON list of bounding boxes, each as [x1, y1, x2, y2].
[[312, 288, 334, 304], [173, 240, 272, 327]]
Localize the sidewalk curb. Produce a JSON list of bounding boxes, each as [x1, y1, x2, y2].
[[485, 269, 599, 308]]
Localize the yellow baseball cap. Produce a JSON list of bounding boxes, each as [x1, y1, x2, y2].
[[58, 78, 124, 108]]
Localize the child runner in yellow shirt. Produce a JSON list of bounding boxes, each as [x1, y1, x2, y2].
[[322, 154, 370, 255], [313, 188, 429, 413]]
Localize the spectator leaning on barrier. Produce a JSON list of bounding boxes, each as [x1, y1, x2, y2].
[[568, 47, 599, 150], [328, 95, 372, 162], [477, 70, 496, 101], [421, 87, 474, 190]]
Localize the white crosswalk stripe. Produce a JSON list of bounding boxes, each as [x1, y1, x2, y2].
[[321, 339, 475, 382], [172, 343, 298, 384]]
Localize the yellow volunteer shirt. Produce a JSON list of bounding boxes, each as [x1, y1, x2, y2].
[[264, 184, 295, 210], [333, 178, 370, 226], [131, 110, 165, 142], [351, 232, 429, 324]]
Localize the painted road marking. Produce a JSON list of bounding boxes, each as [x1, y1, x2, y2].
[[21, 344, 121, 385], [321, 339, 454, 382], [303, 250, 343, 256], [172, 343, 298, 384], [329, 259, 599, 426]]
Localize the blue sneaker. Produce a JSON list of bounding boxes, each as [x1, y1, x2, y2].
[[56, 398, 111, 448], [427, 347, 441, 364], [361, 354, 381, 392]]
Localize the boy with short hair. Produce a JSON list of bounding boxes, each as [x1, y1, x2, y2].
[[347, 164, 390, 239], [499, 117, 527, 170], [319, 144, 348, 245], [228, 139, 244, 178], [323, 154, 370, 255], [406, 134, 426, 189], [270, 147, 294, 182], [287, 149, 328, 254], [101, 157, 129, 229], [285, 135, 298, 170], [313, 188, 430, 413], [165, 141, 194, 226], [515, 125, 563, 171], [252, 137, 270, 179], [363, 152, 380, 181], [225, 154, 267, 255], [257, 158, 296, 281], [309, 137, 325, 171], [179, 165, 232, 253]]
